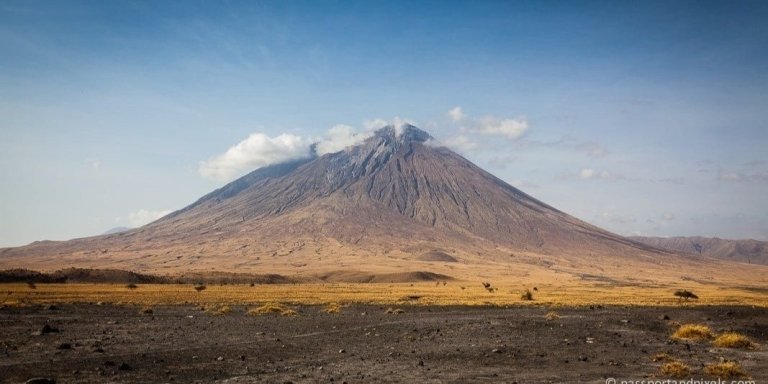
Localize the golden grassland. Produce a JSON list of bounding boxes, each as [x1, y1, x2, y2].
[[1, 281, 767, 307]]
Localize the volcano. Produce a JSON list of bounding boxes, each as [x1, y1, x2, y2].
[[1, 125, 764, 285]]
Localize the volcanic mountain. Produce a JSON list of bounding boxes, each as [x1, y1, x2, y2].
[[1, 125, 766, 286]]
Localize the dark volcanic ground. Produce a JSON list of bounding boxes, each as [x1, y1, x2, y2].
[[1, 304, 766, 383]]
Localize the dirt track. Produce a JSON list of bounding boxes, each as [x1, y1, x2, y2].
[[1, 304, 766, 383]]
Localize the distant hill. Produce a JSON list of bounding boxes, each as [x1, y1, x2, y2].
[[630, 236, 768, 265], [103, 227, 131, 235]]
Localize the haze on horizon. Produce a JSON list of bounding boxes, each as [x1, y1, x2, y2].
[[1, 0, 767, 247]]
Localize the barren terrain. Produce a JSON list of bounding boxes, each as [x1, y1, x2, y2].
[[1, 303, 765, 383]]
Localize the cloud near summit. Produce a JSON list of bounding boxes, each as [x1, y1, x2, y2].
[[199, 133, 314, 181], [199, 119, 413, 182]]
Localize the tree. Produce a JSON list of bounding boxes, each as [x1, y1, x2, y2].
[[674, 289, 698, 300]]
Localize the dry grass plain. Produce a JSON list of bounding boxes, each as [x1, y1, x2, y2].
[[3, 281, 767, 307]]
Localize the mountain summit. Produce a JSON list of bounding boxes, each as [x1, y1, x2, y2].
[[2, 125, 761, 285]]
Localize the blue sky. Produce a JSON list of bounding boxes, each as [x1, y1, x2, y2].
[[1, 0, 767, 247]]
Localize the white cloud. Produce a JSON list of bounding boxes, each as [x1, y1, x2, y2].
[[363, 118, 389, 131], [718, 170, 743, 182], [315, 124, 373, 155], [440, 135, 479, 153], [579, 168, 624, 181], [363, 117, 416, 137], [661, 212, 675, 222], [125, 209, 172, 227], [448, 106, 465, 122], [199, 133, 312, 181], [579, 168, 596, 179], [472, 116, 529, 139], [717, 168, 768, 183]]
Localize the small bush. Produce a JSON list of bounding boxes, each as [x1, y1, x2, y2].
[[208, 305, 231, 316], [713, 332, 757, 349], [520, 289, 534, 301], [249, 303, 296, 317], [194, 285, 206, 292], [651, 352, 674, 362], [674, 290, 698, 300], [704, 361, 749, 379], [26, 281, 37, 289], [544, 311, 559, 321], [672, 324, 713, 341], [126, 283, 138, 289], [660, 361, 691, 378], [139, 306, 153, 314], [323, 302, 342, 314]]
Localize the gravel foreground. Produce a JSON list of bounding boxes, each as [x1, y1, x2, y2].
[[1, 304, 766, 383]]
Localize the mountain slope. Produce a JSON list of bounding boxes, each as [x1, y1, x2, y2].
[[630, 236, 768, 265], [1, 125, 766, 288]]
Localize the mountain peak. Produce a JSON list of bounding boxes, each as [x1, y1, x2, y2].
[[374, 124, 432, 144]]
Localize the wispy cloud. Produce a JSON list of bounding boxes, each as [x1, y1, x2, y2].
[[199, 133, 313, 181], [438, 107, 529, 155], [717, 168, 768, 183], [523, 136, 611, 158], [363, 116, 416, 136], [579, 168, 624, 181], [447, 106, 465, 122], [470, 116, 529, 140], [440, 135, 479, 153], [315, 124, 373, 155]]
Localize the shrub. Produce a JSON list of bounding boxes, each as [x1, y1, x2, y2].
[[126, 283, 138, 289], [248, 303, 296, 317], [713, 332, 757, 349], [26, 281, 36, 289], [672, 324, 713, 341], [674, 290, 698, 300], [208, 305, 231, 316], [323, 302, 342, 314], [704, 361, 749, 379], [139, 306, 153, 314], [660, 361, 691, 378], [544, 311, 559, 321], [521, 289, 534, 301], [651, 352, 674, 362], [194, 285, 206, 292]]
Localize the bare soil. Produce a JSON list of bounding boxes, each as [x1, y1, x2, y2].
[[1, 305, 766, 383]]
